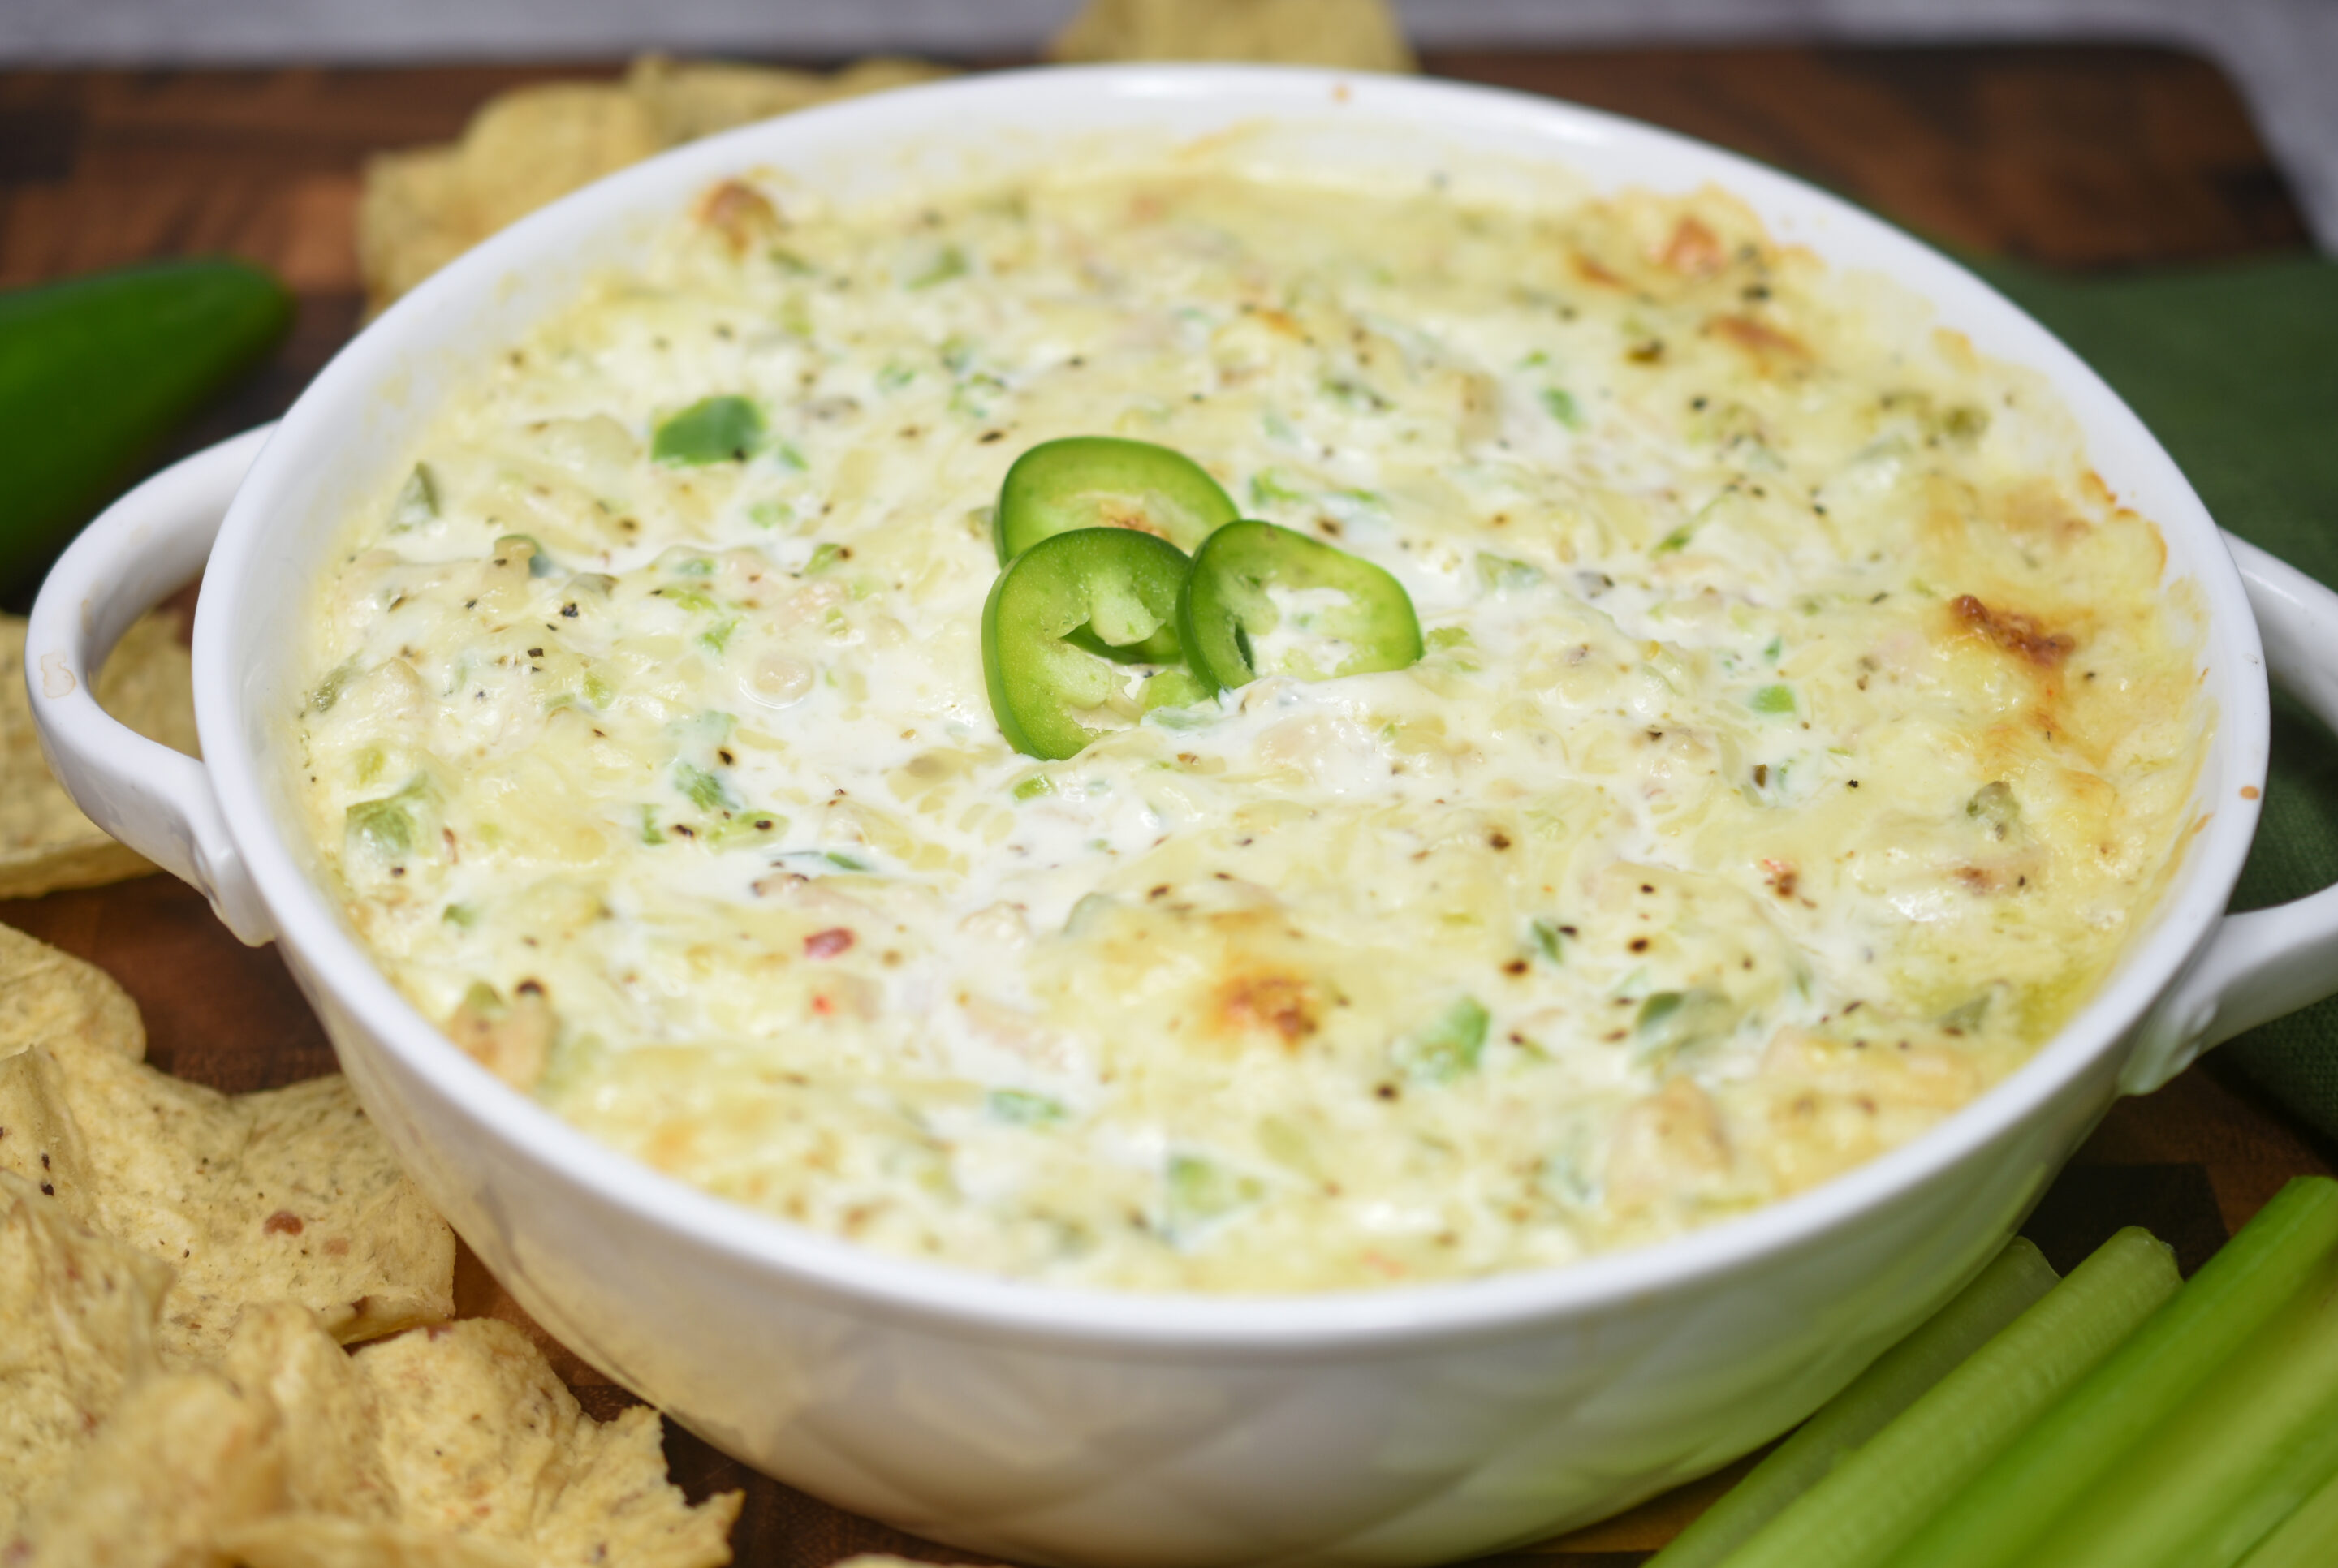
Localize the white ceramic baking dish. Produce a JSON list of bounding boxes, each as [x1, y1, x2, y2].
[[29, 66, 2338, 1568]]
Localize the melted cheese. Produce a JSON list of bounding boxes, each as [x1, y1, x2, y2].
[[295, 167, 2206, 1291]]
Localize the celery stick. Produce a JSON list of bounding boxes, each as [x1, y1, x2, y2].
[[1892, 1177, 2338, 1568], [2237, 1452, 2338, 1567], [2017, 1247, 2338, 1568], [1712, 1227, 2178, 1568], [1649, 1238, 2059, 1568]]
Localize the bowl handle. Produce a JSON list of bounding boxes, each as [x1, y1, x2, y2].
[[24, 426, 277, 946], [2124, 533, 2338, 1093]]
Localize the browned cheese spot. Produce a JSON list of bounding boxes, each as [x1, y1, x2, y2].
[[1658, 216, 1728, 278], [1952, 593, 2075, 667], [698, 179, 781, 253], [1712, 314, 1811, 364], [1213, 971, 1322, 1049]]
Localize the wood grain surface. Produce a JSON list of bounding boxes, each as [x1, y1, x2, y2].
[[0, 42, 2328, 1566]]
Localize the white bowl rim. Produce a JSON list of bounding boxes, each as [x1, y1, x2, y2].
[[196, 62, 2267, 1355]]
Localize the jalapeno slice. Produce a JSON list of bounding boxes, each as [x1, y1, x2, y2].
[[982, 528, 1193, 760], [1177, 520, 1422, 692], [994, 437, 1238, 564]]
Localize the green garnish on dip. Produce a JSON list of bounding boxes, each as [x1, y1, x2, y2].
[[994, 436, 1239, 563], [1177, 519, 1423, 692], [652, 394, 764, 465], [982, 440, 1423, 754], [981, 527, 1192, 760]]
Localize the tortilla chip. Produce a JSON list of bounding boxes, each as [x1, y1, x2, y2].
[[29, 1309, 731, 1565], [624, 53, 955, 144], [15, 1364, 284, 1568], [0, 932, 718, 1566], [356, 147, 475, 322], [219, 1515, 531, 1568], [360, 54, 955, 312], [223, 1075, 460, 1351], [0, 925, 456, 1363], [1048, 0, 1417, 71], [457, 83, 666, 237], [532, 1400, 740, 1568], [0, 610, 199, 900], [0, 1049, 94, 1230], [42, 1035, 252, 1297], [358, 81, 655, 318], [222, 1303, 397, 1523], [361, 1320, 740, 1566], [38, 1044, 456, 1364], [0, 1170, 171, 1545], [0, 920, 145, 1064], [5, 1224, 729, 1566]]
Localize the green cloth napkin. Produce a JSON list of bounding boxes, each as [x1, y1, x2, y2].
[[1970, 254, 2338, 1140]]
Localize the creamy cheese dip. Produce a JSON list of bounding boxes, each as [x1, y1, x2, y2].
[[296, 164, 2206, 1291]]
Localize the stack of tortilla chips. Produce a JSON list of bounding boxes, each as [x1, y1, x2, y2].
[[0, 924, 740, 1566], [358, 0, 1414, 312]]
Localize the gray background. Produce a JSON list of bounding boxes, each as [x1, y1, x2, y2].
[[7, 0, 2335, 251]]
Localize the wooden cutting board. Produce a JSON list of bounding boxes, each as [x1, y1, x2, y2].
[[1, 42, 2327, 1566]]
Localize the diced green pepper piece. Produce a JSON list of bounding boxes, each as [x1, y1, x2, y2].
[[389, 463, 438, 531], [982, 527, 1192, 760], [1166, 1152, 1265, 1233], [905, 244, 968, 290], [1393, 996, 1490, 1083], [1968, 780, 2021, 838], [1177, 519, 1421, 693], [994, 436, 1237, 564], [495, 532, 555, 577], [343, 773, 434, 862], [1475, 552, 1544, 592], [1637, 991, 1685, 1032], [345, 797, 415, 859], [1249, 469, 1306, 509], [1426, 626, 1473, 652], [308, 657, 358, 715], [1750, 683, 1797, 714], [653, 395, 765, 466], [988, 1088, 1065, 1126], [674, 761, 740, 813]]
